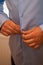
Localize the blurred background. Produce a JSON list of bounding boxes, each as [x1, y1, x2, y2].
[[0, 1, 11, 65]]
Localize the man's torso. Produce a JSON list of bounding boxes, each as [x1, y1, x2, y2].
[[4, 0, 43, 65]]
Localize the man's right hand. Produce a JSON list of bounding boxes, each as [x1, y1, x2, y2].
[[1, 20, 21, 36]]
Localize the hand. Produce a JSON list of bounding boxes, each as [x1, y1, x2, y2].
[[1, 20, 21, 36], [22, 26, 43, 48]]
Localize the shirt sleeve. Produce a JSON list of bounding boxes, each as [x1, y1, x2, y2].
[[39, 24, 43, 31], [0, 1, 9, 28]]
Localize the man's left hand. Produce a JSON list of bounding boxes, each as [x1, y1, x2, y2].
[[22, 26, 43, 48]]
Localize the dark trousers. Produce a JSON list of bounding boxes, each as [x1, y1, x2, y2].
[[11, 56, 15, 65]]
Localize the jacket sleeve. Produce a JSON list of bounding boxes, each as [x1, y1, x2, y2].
[[0, 0, 9, 28]]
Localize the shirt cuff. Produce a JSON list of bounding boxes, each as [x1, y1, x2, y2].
[[0, 13, 9, 28], [39, 24, 43, 31]]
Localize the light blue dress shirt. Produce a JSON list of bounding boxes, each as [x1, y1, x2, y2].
[[0, 0, 43, 65]]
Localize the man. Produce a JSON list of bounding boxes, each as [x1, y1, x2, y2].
[[0, 0, 43, 65]]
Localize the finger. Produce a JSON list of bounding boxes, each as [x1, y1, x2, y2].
[[1, 31, 9, 36], [2, 21, 21, 34], [8, 21, 20, 32], [7, 24, 20, 34], [1, 26, 12, 34], [23, 39, 34, 44], [22, 27, 36, 34], [22, 32, 33, 40], [34, 45, 39, 48], [3, 24, 19, 34], [29, 43, 36, 47]]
